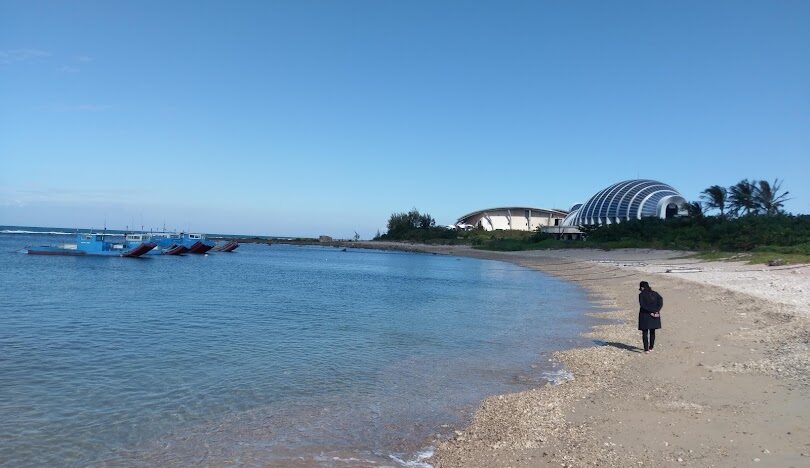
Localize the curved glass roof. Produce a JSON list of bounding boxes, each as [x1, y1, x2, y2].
[[562, 179, 686, 226]]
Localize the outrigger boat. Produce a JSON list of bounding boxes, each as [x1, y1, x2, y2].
[[26, 232, 156, 257]]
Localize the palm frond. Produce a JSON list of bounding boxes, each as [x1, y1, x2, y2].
[[755, 178, 791, 215], [700, 185, 727, 216]]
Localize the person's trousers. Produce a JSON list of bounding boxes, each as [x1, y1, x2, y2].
[[642, 329, 656, 351]]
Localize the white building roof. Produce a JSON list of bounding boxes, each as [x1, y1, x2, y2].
[[457, 206, 569, 223]]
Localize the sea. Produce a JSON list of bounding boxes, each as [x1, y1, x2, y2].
[[0, 227, 595, 466]]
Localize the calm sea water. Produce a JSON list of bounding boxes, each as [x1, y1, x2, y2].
[[0, 228, 594, 466]]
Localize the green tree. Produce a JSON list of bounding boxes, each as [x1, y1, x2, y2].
[[383, 209, 440, 239], [728, 179, 758, 216], [685, 201, 704, 218], [700, 185, 728, 217], [754, 179, 791, 216]]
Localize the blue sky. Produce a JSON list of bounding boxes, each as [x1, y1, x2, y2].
[[1, 1, 808, 237]]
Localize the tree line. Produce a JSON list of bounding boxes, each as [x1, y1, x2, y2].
[[582, 178, 807, 254], [374, 179, 805, 256], [692, 179, 790, 218]]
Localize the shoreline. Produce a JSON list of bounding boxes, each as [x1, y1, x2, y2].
[[356, 244, 809, 467]]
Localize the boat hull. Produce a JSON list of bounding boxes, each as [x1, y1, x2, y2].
[[122, 243, 157, 257], [26, 246, 86, 256], [221, 241, 239, 252], [211, 241, 239, 252], [187, 241, 214, 254], [26, 242, 156, 258], [164, 244, 188, 255]]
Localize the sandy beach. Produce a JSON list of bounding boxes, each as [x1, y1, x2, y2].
[[361, 243, 810, 467]]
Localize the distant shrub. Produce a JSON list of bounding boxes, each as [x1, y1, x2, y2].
[[376, 209, 457, 242]]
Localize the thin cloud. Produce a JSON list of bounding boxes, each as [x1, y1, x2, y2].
[[0, 197, 25, 208], [0, 48, 50, 65], [1, 187, 143, 206], [37, 103, 112, 112], [58, 56, 94, 73]]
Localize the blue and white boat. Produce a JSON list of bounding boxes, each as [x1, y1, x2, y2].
[[26, 232, 156, 257], [121, 233, 186, 256], [182, 233, 215, 254], [145, 233, 188, 255], [145, 232, 214, 254]]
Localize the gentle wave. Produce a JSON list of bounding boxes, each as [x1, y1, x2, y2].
[[390, 446, 434, 468], [541, 368, 575, 385], [1, 230, 75, 235]]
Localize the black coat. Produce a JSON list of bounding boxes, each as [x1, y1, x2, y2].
[[638, 290, 663, 330]]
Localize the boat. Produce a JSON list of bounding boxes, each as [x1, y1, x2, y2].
[[129, 231, 214, 254], [182, 233, 215, 254], [148, 233, 189, 255], [123, 233, 186, 255], [211, 240, 239, 252], [26, 232, 156, 257]]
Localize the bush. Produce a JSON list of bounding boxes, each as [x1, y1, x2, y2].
[[583, 214, 810, 252], [376, 209, 457, 242]]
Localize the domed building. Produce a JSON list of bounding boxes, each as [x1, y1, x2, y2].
[[456, 207, 568, 231], [562, 179, 687, 227]]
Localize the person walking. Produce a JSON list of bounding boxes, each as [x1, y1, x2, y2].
[[638, 281, 662, 353]]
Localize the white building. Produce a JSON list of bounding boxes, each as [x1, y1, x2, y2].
[[562, 179, 688, 226], [456, 207, 568, 231]]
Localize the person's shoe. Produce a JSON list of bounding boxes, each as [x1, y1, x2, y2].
[[649, 348, 654, 352], [644, 350, 650, 354]]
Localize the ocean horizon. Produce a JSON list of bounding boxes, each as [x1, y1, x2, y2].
[[0, 225, 274, 240], [0, 229, 596, 466]]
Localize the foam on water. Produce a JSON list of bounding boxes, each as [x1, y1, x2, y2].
[[1, 229, 74, 235], [542, 367, 575, 385], [389, 446, 435, 467]]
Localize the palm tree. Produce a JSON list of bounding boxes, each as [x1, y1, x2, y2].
[[685, 201, 704, 218], [728, 179, 758, 216], [754, 179, 790, 215], [700, 185, 728, 217]]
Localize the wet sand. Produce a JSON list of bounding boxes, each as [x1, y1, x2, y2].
[[358, 244, 809, 467]]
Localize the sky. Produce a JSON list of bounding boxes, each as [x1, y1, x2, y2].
[[1, 1, 808, 237]]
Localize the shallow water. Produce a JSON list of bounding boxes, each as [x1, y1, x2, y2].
[[0, 230, 594, 466]]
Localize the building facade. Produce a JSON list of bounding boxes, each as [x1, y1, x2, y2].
[[562, 179, 687, 226], [457, 207, 568, 231]]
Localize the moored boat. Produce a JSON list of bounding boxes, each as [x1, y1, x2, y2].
[[26, 233, 156, 258], [183, 233, 215, 254], [163, 244, 188, 255], [147, 233, 189, 255], [211, 240, 239, 252], [25, 245, 86, 256]]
